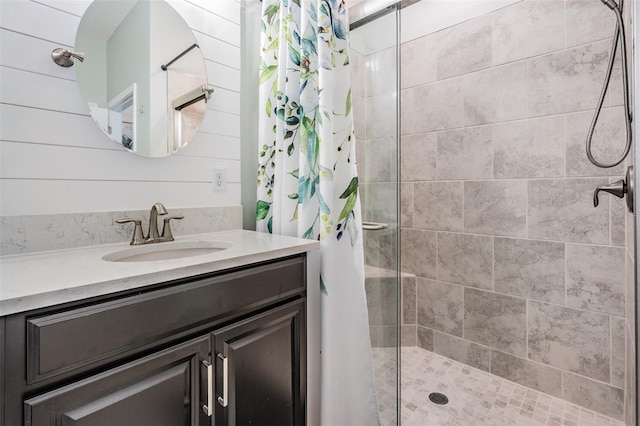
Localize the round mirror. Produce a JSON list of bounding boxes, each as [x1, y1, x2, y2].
[[75, 0, 210, 157]]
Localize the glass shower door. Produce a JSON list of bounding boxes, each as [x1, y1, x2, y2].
[[350, 6, 401, 426]]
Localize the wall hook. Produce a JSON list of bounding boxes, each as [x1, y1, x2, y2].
[[51, 48, 85, 67]]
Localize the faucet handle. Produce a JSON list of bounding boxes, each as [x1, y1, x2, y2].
[[116, 218, 145, 245], [161, 216, 184, 241]]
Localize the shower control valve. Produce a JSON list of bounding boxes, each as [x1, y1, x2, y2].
[[593, 166, 634, 213]]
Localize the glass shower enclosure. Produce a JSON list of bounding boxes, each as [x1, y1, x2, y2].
[[349, 4, 401, 426]]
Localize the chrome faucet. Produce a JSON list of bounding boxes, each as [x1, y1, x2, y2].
[[116, 203, 184, 245], [148, 202, 168, 240]]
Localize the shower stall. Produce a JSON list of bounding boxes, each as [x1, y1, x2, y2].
[[349, 0, 638, 425]]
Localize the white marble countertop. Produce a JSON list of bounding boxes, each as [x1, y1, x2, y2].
[[0, 230, 320, 316]]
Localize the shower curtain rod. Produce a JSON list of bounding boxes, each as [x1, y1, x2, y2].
[[161, 43, 199, 71]]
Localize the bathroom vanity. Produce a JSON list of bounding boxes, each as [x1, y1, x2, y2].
[[0, 230, 320, 426]]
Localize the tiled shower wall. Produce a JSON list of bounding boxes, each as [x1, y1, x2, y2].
[[392, 0, 634, 422], [351, 13, 402, 349]]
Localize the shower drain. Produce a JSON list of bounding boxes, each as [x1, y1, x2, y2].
[[428, 392, 449, 405]]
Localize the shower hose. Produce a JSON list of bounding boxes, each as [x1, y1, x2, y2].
[[586, 0, 632, 168]]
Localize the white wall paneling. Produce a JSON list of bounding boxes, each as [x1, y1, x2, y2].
[[186, 0, 241, 25], [166, 0, 240, 47], [0, 0, 80, 46], [0, 0, 242, 216], [205, 86, 240, 115], [205, 60, 241, 91], [1, 180, 242, 216], [195, 32, 241, 70], [0, 142, 241, 183]]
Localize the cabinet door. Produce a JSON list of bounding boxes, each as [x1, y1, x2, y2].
[[213, 299, 306, 426], [24, 336, 210, 426]]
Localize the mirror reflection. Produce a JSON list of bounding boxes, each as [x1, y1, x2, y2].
[[75, 0, 211, 157]]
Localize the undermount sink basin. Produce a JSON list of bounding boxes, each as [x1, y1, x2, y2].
[[102, 240, 232, 263]]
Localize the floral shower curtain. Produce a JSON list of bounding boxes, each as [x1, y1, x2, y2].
[[256, 0, 378, 424]]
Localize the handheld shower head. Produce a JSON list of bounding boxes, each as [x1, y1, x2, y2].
[[600, 0, 618, 10]]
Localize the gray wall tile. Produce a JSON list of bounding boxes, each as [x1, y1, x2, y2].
[[362, 182, 398, 224], [494, 238, 565, 304], [369, 326, 381, 348], [437, 126, 492, 180], [402, 275, 417, 325], [626, 252, 635, 338], [401, 182, 413, 227], [366, 92, 397, 139], [402, 325, 417, 347], [379, 325, 399, 348], [464, 288, 527, 356], [417, 279, 464, 336], [433, 331, 491, 372], [350, 49, 366, 97], [607, 48, 625, 107], [610, 180, 626, 247], [365, 137, 395, 182], [565, 0, 617, 48], [401, 228, 437, 279], [527, 178, 610, 244], [464, 180, 526, 237], [401, 132, 436, 181], [626, 208, 635, 259], [437, 14, 492, 79], [401, 88, 415, 135], [401, 34, 437, 89], [366, 47, 397, 97], [625, 324, 636, 426], [492, 0, 564, 65], [528, 301, 610, 382], [611, 316, 625, 388], [412, 78, 465, 132], [493, 116, 564, 179], [417, 326, 434, 351], [365, 276, 398, 326], [353, 94, 366, 143], [462, 62, 525, 126], [437, 232, 493, 290], [490, 350, 562, 398], [526, 41, 611, 117], [414, 182, 463, 232], [566, 243, 625, 316], [565, 108, 627, 177], [364, 227, 396, 270], [562, 372, 624, 420]]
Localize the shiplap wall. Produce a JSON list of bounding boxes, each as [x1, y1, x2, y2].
[[0, 0, 242, 216]]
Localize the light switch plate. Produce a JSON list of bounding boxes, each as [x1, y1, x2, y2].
[[211, 167, 227, 192]]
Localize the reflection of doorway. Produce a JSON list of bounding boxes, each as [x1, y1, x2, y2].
[[167, 70, 208, 154], [107, 83, 137, 150]]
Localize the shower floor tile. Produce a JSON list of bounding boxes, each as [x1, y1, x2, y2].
[[371, 347, 625, 426]]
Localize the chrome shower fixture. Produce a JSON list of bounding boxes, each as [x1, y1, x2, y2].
[[51, 48, 85, 67], [586, 0, 632, 168]]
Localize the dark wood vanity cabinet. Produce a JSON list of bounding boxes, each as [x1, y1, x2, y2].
[[1, 255, 307, 426]]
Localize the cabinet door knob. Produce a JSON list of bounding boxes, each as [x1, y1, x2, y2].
[[202, 360, 213, 417], [217, 353, 229, 408]]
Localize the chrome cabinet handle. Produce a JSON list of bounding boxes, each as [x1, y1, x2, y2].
[[202, 360, 213, 417], [217, 353, 228, 408], [593, 166, 634, 213]]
